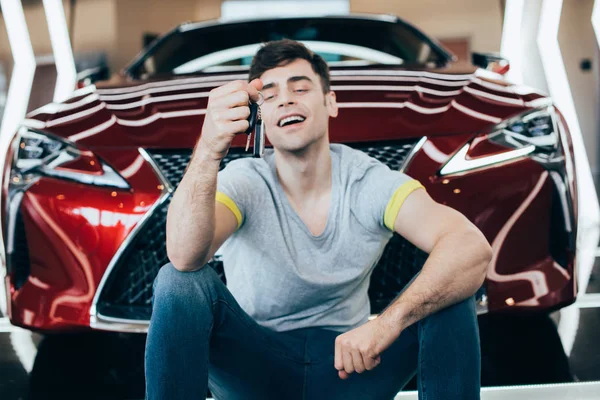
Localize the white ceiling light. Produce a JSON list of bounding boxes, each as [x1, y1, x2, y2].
[[0, 0, 36, 316], [0, 0, 38, 362], [500, 0, 525, 84], [221, 0, 349, 21], [43, 0, 77, 102], [593, 0, 600, 46], [537, 0, 600, 307], [0, 0, 36, 160]]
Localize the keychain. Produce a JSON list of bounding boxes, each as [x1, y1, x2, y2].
[[244, 92, 265, 158]]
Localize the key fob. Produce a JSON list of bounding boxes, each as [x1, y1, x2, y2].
[[253, 120, 265, 158], [245, 102, 259, 134]]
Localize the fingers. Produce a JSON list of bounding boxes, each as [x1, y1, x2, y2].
[[351, 350, 366, 374], [247, 78, 263, 102], [221, 106, 251, 122], [209, 80, 249, 98], [249, 78, 263, 91], [339, 350, 376, 379], [224, 120, 249, 136], [199, 80, 258, 160], [211, 91, 250, 109], [334, 337, 343, 373], [342, 349, 354, 376], [335, 337, 351, 381], [209, 79, 262, 104], [335, 334, 382, 380], [208, 105, 250, 134], [364, 355, 381, 371]]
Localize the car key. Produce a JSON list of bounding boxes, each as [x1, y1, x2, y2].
[[253, 106, 265, 158], [243, 96, 265, 157], [245, 130, 252, 152], [245, 102, 259, 152]]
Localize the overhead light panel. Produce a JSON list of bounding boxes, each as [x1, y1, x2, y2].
[[537, 0, 600, 298], [43, 0, 77, 102], [500, 0, 525, 84]]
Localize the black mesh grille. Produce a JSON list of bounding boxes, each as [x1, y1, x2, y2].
[[9, 209, 31, 290], [148, 142, 417, 189], [98, 140, 425, 317], [368, 234, 428, 313], [151, 151, 249, 188]]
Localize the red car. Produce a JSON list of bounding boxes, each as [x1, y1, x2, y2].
[[2, 15, 578, 333]]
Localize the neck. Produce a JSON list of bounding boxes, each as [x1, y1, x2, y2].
[[274, 139, 332, 201]]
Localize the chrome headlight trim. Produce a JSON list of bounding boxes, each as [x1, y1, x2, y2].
[[439, 106, 559, 176], [440, 143, 536, 176], [10, 127, 130, 190]]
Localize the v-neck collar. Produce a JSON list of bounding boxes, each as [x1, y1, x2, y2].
[[266, 148, 339, 241]]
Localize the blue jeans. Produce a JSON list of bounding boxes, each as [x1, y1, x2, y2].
[[145, 263, 481, 399]]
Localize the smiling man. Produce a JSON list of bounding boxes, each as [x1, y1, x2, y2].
[[145, 39, 492, 400]]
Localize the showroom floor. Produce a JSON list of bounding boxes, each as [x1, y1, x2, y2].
[[0, 259, 599, 400]]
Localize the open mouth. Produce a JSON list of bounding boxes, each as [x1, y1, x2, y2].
[[278, 115, 306, 127]]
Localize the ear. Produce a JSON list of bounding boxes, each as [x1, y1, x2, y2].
[[326, 91, 338, 118]]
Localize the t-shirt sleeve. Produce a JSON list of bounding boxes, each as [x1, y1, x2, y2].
[[216, 160, 256, 231], [352, 156, 425, 233]]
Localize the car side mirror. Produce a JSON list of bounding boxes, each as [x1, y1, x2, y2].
[[472, 52, 510, 75], [76, 65, 111, 89]]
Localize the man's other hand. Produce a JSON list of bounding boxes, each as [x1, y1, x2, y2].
[[334, 318, 399, 380]]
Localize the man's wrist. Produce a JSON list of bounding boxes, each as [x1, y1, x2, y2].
[[377, 302, 409, 337], [193, 143, 224, 168]]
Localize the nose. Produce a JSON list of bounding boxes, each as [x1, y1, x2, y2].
[[277, 89, 296, 108]]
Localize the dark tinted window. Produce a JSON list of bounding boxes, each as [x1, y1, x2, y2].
[[128, 18, 450, 79]]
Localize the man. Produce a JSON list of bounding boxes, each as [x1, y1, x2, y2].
[[145, 39, 492, 400]]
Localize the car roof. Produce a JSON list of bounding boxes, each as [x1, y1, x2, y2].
[[124, 14, 455, 77]]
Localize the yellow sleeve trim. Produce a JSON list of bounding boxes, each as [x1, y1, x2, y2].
[[216, 192, 243, 230], [383, 180, 425, 231]]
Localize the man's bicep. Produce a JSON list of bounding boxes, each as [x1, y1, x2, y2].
[[205, 201, 239, 262], [392, 189, 470, 254]]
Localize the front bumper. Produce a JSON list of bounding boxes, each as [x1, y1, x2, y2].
[[2, 135, 577, 333], [2, 146, 162, 332]]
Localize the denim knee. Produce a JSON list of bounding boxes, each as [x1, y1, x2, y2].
[[420, 296, 478, 337], [442, 296, 477, 320], [151, 262, 220, 308]]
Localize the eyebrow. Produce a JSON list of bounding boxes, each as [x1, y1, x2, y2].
[[262, 76, 314, 91], [289, 75, 313, 84]]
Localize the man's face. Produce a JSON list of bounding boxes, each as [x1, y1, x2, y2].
[[259, 59, 338, 154]]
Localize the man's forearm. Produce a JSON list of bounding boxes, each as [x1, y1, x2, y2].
[[378, 228, 492, 335], [165, 145, 221, 270]]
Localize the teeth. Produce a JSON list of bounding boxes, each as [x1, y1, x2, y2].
[[279, 115, 306, 127]]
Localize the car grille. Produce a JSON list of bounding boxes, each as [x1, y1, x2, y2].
[[98, 140, 427, 319], [8, 209, 32, 290]]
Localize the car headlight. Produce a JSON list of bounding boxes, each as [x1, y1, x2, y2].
[[440, 106, 559, 176], [10, 127, 129, 190]]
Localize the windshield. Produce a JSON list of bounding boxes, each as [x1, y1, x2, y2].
[[127, 17, 452, 79]]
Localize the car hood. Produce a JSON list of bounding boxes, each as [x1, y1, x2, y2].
[[23, 66, 551, 150]]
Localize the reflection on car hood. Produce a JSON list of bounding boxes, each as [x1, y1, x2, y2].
[[23, 66, 551, 150]]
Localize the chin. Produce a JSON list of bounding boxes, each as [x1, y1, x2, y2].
[[271, 132, 323, 154], [273, 142, 312, 155]]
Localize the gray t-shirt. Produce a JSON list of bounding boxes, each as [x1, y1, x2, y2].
[[216, 144, 424, 333]]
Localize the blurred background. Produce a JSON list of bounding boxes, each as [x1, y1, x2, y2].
[[0, 0, 599, 399]]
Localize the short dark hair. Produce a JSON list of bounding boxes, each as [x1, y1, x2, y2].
[[249, 39, 330, 93]]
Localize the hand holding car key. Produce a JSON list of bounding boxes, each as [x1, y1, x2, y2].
[[243, 92, 265, 158], [197, 79, 263, 162]]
